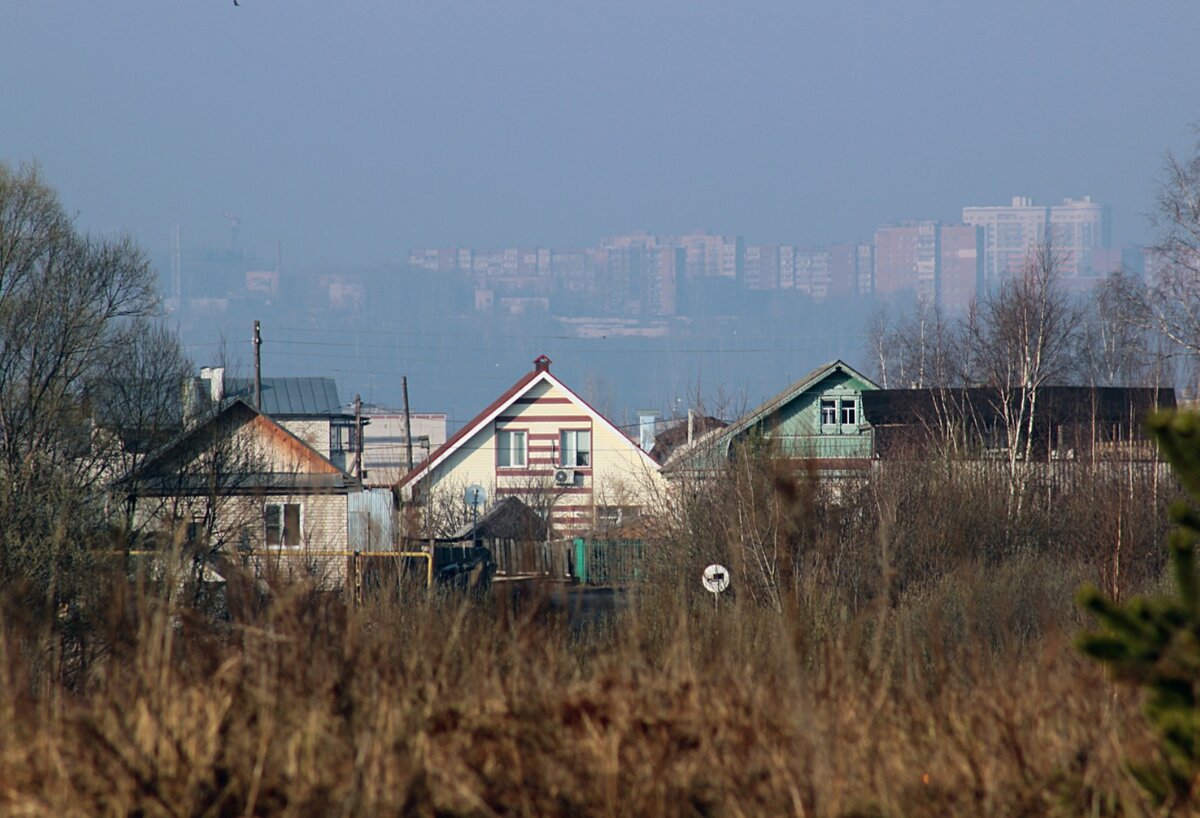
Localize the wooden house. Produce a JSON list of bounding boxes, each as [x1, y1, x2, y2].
[[663, 359, 878, 477]]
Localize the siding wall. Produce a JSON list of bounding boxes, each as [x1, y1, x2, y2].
[[735, 370, 875, 459]]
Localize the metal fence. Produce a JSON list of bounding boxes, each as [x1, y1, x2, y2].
[[572, 538, 646, 586]]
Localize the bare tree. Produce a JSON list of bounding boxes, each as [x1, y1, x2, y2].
[[868, 298, 962, 389], [963, 241, 1081, 503], [1147, 126, 1200, 371], [893, 297, 960, 389], [0, 162, 165, 603], [1075, 269, 1153, 388], [865, 305, 892, 388]]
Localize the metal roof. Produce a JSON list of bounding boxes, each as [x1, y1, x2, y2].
[[225, 377, 347, 417]]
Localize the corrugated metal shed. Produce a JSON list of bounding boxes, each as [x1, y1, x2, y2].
[[225, 377, 346, 417]]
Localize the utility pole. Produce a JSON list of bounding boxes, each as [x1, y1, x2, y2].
[[402, 376, 414, 472], [354, 393, 364, 487], [253, 320, 262, 411]]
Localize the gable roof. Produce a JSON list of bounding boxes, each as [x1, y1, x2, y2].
[[440, 496, 552, 543], [663, 359, 878, 471], [726, 359, 877, 439], [397, 355, 659, 488], [121, 398, 355, 496], [224, 377, 347, 417]]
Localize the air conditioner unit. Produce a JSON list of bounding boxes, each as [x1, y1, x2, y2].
[[553, 468, 575, 486]]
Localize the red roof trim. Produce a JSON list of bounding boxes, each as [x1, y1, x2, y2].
[[396, 367, 541, 487], [396, 357, 660, 489]]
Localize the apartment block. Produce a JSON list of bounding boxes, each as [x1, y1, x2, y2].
[[938, 225, 983, 312], [827, 242, 874, 299], [744, 244, 780, 290], [963, 196, 1110, 288], [874, 222, 981, 310]]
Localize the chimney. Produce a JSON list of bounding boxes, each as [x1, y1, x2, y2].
[[181, 377, 202, 424], [637, 410, 658, 452], [534, 354, 552, 373], [199, 366, 225, 403]]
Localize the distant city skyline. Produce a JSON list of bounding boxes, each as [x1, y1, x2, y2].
[[7, 3, 1199, 269], [397, 192, 1124, 320]]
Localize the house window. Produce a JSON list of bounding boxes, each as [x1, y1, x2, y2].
[[265, 503, 302, 547], [330, 423, 355, 453], [497, 430, 527, 468], [560, 429, 591, 467], [840, 398, 857, 426], [820, 399, 837, 426]]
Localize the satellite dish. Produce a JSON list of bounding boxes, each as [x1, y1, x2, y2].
[[702, 564, 730, 594], [464, 484, 487, 508]]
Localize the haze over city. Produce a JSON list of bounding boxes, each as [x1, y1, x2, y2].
[[6, 2, 1200, 424]]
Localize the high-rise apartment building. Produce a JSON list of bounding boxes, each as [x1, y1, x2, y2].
[[671, 231, 743, 279], [938, 225, 983, 312], [873, 222, 981, 310], [963, 196, 1110, 288], [874, 222, 938, 304], [744, 244, 780, 290], [827, 242, 874, 299]]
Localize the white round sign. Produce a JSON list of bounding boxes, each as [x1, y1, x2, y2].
[[702, 564, 730, 594]]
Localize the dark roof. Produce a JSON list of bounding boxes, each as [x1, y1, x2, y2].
[[862, 386, 1176, 427], [649, 415, 728, 464], [441, 496, 552, 543], [225, 377, 347, 417]]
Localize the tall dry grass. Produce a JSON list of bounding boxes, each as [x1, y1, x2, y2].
[[0, 456, 1180, 817]]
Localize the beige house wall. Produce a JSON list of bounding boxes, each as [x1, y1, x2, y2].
[[414, 378, 664, 534], [278, 419, 331, 459]]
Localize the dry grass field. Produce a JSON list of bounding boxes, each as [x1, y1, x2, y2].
[[0, 453, 1186, 817]]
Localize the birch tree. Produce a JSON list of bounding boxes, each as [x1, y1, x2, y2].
[[1147, 128, 1200, 367], [963, 241, 1081, 503]]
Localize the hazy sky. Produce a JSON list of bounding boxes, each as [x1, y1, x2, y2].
[[6, 2, 1200, 267]]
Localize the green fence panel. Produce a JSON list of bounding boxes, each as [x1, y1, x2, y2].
[[577, 538, 645, 586]]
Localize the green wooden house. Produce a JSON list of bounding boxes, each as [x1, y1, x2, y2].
[[664, 360, 878, 477]]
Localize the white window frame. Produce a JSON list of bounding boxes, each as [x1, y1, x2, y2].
[[265, 502, 303, 548], [496, 429, 527, 468], [840, 398, 857, 426], [560, 429, 592, 467], [819, 398, 838, 426]]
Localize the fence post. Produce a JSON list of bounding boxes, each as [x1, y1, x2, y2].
[[573, 537, 587, 585]]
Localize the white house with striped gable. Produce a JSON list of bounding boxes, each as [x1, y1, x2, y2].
[[397, 355, 664, 535]]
